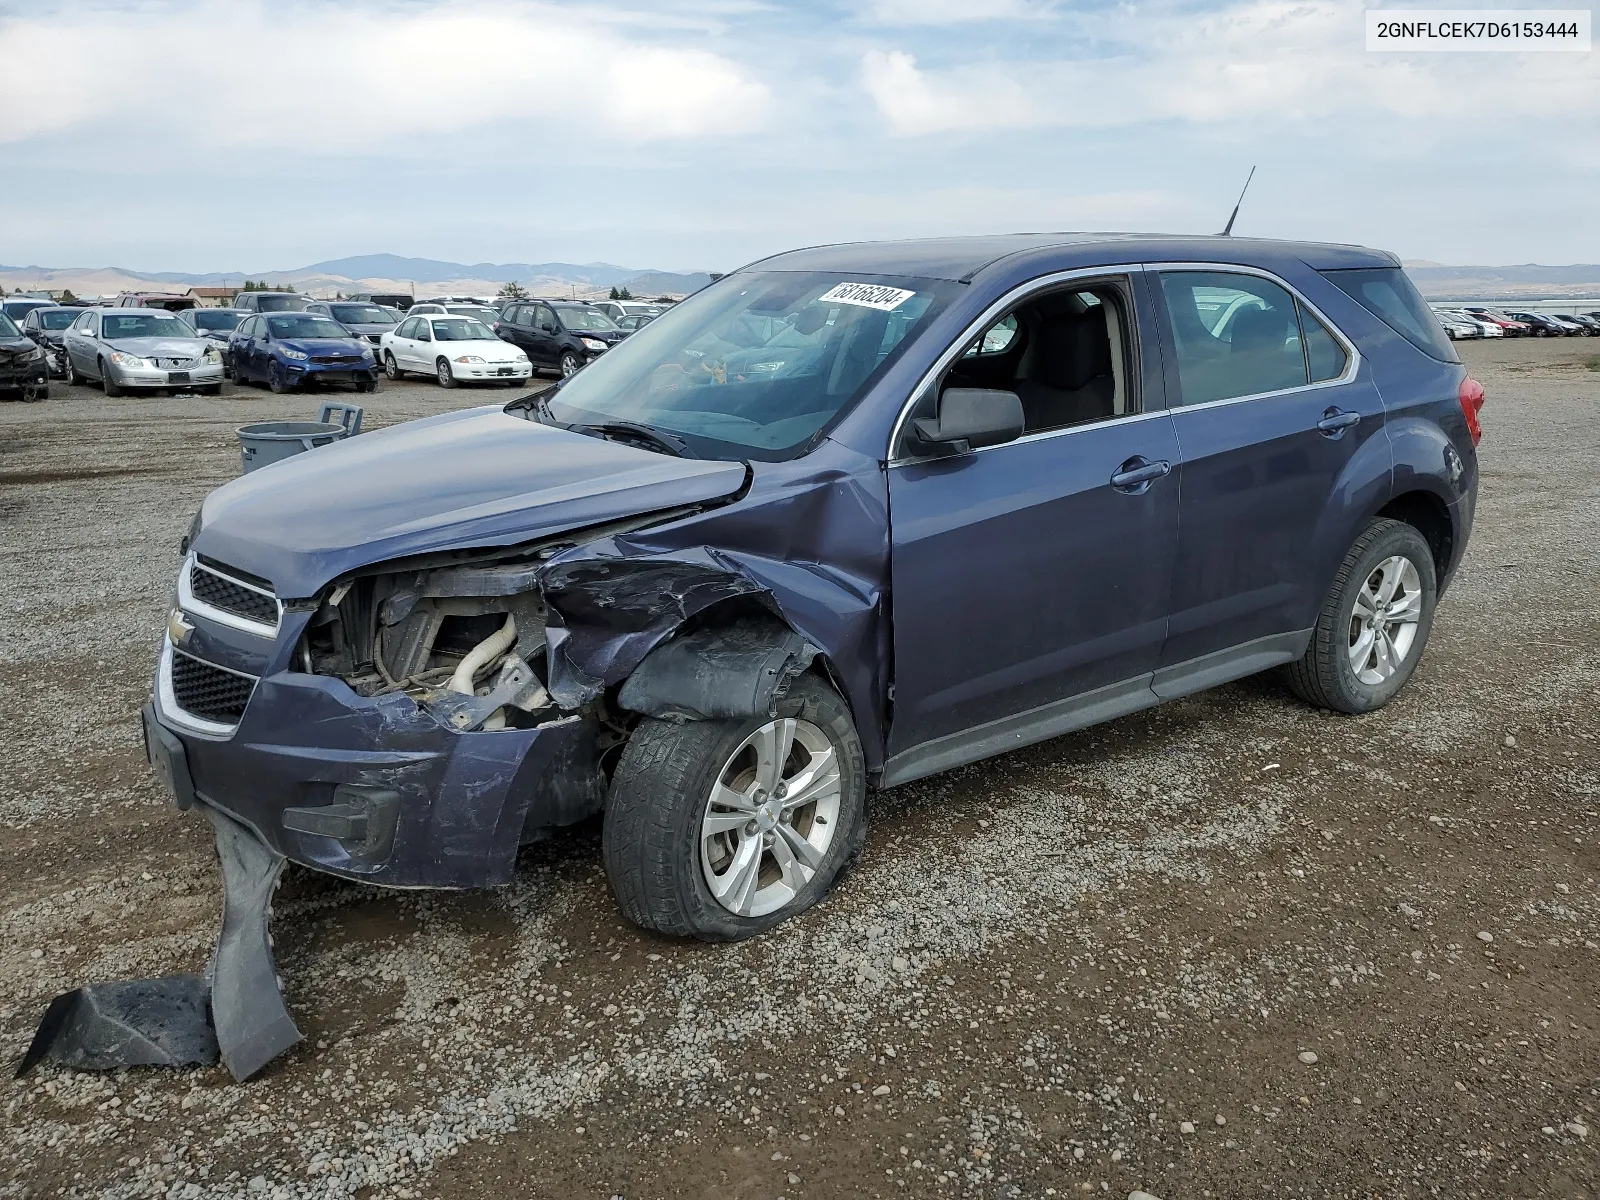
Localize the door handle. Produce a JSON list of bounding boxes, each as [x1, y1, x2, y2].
[[1110, 457, 1172, 493], [1317, 408, 1361, 436]]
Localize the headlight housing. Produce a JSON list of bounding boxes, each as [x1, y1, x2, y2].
[[360, 347, 374, 360], [202, 346, 221, 362], [110, 350, 149, 368], [513, 351, 529, 361], [580, 337, 607, 352], [280, 348, 308, 361], [453, 355, 485, 364]]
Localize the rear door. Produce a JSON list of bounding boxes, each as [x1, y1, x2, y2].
[[884, 271, 1181, 779], [1149, 267, 1388, 690]]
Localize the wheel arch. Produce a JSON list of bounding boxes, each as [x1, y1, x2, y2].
[[1375, 489, 1454, 582]]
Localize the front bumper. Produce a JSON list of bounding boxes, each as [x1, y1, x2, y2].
[[109, 359, 225, 388], [147, 640, 604, 889], [281, 359, 379, 385], [0, 352, 49, 391], [456, 360, 533, 380]]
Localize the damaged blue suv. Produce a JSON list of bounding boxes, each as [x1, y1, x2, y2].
[[145, 234, 1483, 949]]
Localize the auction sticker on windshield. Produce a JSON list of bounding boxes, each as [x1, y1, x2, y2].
[[818, 283, 918, 311]]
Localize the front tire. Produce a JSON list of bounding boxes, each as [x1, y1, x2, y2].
[[603, 672, 867, 941], [268, 364, 292, 394], [1285, 518, 1437, 714], [436, 357, 457, 388], [384, 351, 402, 380], [559, 351, 582, 378], [100, 360, 123, 397]]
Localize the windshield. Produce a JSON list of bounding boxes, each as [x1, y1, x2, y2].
[[553, 306, 619, 332], [0, 314, 18, 337], [188, 310, 242, 332], [538, 272, 956, 460], [5, 300, 51, 319], [39, 310, 79, 329], [429, 318, 495, 341], [266, 315, 351, 339], [254, 294, 309, 312], [329, 304, 394, 325], [102, 313, 194, 340]]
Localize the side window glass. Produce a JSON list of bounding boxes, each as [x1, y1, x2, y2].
[[1157, 271, 1309, 405], [417, 321, 432, 342], [396, 318, 413, 338], [1298, 301, 1348, 382], [535, 305, 555, 330], [961, 313, 1019, 359]]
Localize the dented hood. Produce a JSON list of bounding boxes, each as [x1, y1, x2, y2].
[[194, 405, 747, 597]]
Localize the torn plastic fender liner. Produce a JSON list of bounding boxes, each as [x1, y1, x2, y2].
[[618, 618, 819, 721], [16, 806, 302, 1083]]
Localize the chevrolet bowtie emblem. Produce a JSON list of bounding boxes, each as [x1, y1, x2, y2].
[[167, 608, 194, 647]]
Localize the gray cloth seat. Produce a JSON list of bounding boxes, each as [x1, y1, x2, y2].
[[1014, 307, 1116, 432]]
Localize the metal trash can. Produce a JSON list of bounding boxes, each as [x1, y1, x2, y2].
[[236, 421, 349, 473]]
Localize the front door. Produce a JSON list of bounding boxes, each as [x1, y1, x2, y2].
[[1150, 268, 1389, 683], [884, 274, 1180, 780]]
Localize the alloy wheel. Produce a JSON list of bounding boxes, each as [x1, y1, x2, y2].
[[699, 718, 842, 918], [560, 352, 581, 377], [1348, 555, 1423, 685]]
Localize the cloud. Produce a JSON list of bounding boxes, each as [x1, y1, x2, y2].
[[860, 0, 1597, 135], [0, 1, 772, 146], [860, 0, 1057, 25]]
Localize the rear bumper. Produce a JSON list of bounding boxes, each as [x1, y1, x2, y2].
[[145, 663, 604, 889]]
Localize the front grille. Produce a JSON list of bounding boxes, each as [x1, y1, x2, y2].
[[155, 357, 196, 368], [311, 354, 363, 365], [189, 559, 278, 626], [169, 650, 256, 724]]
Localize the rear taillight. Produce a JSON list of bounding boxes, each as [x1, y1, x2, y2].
[[1459, 375, 1484, 445]]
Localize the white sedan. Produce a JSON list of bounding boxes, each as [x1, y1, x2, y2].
[[380, 313, 532, 388]]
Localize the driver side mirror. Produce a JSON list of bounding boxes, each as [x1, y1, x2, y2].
[[909, 388, 1025, 456]]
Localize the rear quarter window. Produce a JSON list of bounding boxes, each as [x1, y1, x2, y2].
[[1320, 267, 1458, 363]]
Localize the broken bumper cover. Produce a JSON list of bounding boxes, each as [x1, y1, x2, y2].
[[145, 670, 604, 891]]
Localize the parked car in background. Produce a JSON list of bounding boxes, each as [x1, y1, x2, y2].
[[2, 296, 56, 325], [346, 292, 411, 311], [179, 308, 246, 372], [346, 292, 413, 312], [0, 310, 49, 400], [378, 305, 405, 324], [1546, 313, 1593, 336], [303, 301, 399, 355], [494, 299, 628, 376], [1504, 311, 1571, 337], [593, 300, 665, 325], [612, 312, 658, 332], [20, 306, 83, 376], [61, 307, 223, 395], [115, 291, 198, 312], [408, 302, 503, 327], [1430, 311, 1481, 340], [228, 313, 377, 393], [1565, 313, 1600, 335], [380, 312, 532, 387], [1436, 309, 1503, 338], [233, 291, 311, 314]]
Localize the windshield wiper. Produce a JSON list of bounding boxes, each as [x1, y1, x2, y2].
[[572, 420, 694, 458]]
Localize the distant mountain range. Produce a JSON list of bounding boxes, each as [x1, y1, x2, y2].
[[0, 254, 714, 301], [1402, 262, 1600, 298]]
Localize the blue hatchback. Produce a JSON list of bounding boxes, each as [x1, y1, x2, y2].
[[150, 233, 1482, 953], [227, 311, 377, 393]]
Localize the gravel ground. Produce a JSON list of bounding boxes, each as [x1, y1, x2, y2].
[[1, 341, 1597, 1199]]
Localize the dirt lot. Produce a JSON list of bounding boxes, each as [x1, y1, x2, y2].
[[1, 341, 1597, 1200]]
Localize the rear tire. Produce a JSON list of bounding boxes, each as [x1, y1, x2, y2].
[[1285, 518, 1437, 714], [100, 361, 122, 397], [64, 355, 80, 387], [603, 672, 867, 941]]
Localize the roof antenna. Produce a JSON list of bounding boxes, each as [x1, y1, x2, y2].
[[1220, 165, 1257, 236]]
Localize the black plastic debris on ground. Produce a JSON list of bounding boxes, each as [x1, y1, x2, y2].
[[15, 805, 302, 1082]]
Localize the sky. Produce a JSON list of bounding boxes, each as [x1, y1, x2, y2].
[[0, 0, 1595, 274]]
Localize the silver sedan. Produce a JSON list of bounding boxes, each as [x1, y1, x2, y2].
[[62, 308, 225, 395]]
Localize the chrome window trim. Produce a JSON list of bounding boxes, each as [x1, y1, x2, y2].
[[178, 551, 281, 638], [886, 264, 1148, 465], [1140, 261, 1362, 409], [155, 638, 251, 739]]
